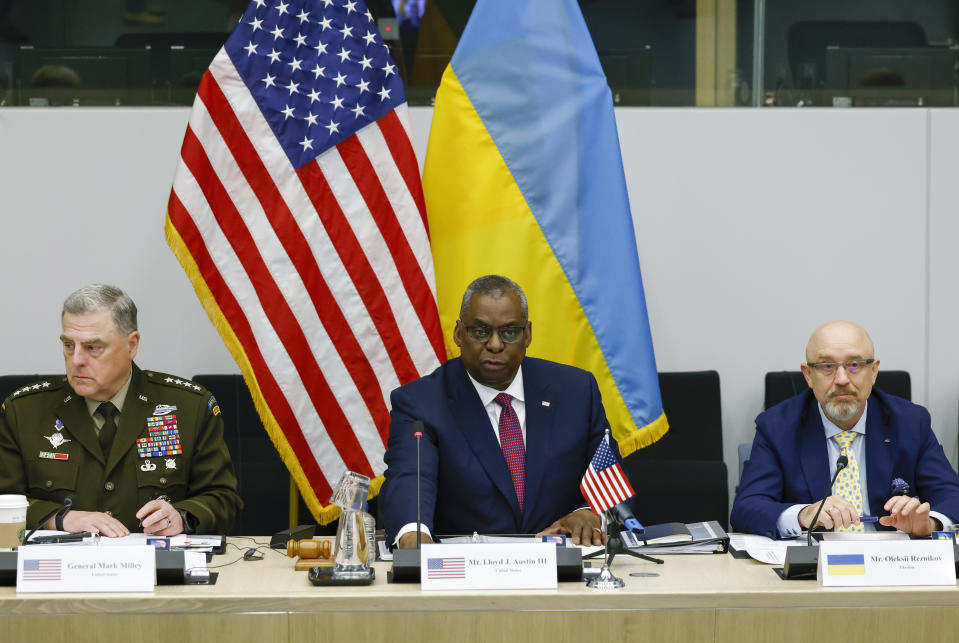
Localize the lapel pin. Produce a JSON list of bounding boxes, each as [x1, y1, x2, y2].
[[883, 439, 891, 444], [139, 395, 148, 402], [541, 401, 550, 407]]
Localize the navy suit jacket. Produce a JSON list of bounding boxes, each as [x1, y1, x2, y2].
[[381, 357, 612, 543], [731, 388, 959, 538]]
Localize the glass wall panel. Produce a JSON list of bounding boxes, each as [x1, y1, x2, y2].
[[0, 0, 955, 108]]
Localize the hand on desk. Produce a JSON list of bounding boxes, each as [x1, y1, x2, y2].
[[880, 495, 936, 536], [137, 498, 184, 536], [44, 510, 130, 537], [537, 508, 604, 546], [397, 532, 434, 549], [798, 494, 861, 531]]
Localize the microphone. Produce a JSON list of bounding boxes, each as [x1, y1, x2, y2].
[[783, 454, 848, 579], [610, 502, 645, 536], [24, 495, 73, 543], [391, 420, 426, 583], [414, 421, 423, 550], [805, 454, 848, 546]]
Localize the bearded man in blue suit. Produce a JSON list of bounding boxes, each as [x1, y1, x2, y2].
[[732, 321, 959, 539], [381, 275, 612, 549]]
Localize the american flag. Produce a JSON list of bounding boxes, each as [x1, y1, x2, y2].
[[426, 556, 465, 579], [580, 435, 634, 514], [23, 558, 62, 581], [165, 0, 445, 522]]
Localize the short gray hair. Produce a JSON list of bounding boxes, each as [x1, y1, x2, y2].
[[459, 275, 528, 319], [62, 284, 138, 336]]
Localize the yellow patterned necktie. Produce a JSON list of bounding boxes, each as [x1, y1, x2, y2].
[[832, 430, 865, 533]]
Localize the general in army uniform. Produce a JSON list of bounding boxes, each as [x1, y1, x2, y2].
[[0, 284, 242, 536]]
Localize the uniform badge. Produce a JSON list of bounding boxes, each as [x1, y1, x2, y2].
[[44, 433, 71, 450], [208, 395, 220, 417], [140, 459, 157, 472], [165, 458, 177, 470], [153, 404, 177, 416], [54, 419, 65, 432], [39, 451, 69, 461], [138, 413, 183, 458]]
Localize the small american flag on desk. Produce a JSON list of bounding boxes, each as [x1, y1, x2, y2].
[[580, 434, 635, 513], [23, 558, 62, 581], [426, 557, 465, 580]]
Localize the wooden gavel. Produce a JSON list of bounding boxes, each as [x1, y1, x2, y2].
[[287, 538, 332, 560]]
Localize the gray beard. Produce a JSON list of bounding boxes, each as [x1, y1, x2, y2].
[[825, 398, 862, 423]]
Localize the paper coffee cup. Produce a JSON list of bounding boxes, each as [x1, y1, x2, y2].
[[0, 494, 29, 549]]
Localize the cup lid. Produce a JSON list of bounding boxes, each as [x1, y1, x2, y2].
[[0, 494, 29, 509]]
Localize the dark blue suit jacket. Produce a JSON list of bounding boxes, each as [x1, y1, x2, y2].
[[381, 357, 611, 543], [731, 388, 959, 538]]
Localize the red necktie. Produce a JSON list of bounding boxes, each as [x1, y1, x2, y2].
[[494, 392, 525, 512]]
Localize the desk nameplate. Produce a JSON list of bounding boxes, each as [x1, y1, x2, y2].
[[17, 544, 155, 593], [420, 543, 557, 591], [819, 540, 955, 587]]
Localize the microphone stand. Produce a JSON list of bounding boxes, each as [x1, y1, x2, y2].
[[390, 422, 426, 583], [584, 511, 663, 590], [782, 455, 848, 579], [584, 512, 664, 567]]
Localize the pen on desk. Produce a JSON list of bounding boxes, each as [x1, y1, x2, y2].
[[29, 532, 93, 544], [859, 515, 879, 523]]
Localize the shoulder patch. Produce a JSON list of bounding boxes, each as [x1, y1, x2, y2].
[[144, 371, 207, 396], [208, 395, 221, 416]]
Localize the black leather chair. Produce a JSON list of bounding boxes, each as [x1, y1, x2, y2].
[[623, 371, 728, 530], [192, 374, 306, 536]]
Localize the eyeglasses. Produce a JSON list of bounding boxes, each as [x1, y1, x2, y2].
[[807, 359, 875, 377], [462, 324, 527, 344]]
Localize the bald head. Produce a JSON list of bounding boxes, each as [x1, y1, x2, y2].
[[805, 321, 875, 364], [801, 321, 879, 430]]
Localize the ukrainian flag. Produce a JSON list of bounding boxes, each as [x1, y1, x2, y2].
[[422, 0, 666, 454], [827, 554, 867, 575]]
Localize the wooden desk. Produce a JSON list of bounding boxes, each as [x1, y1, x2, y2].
[[2, 543, 958, 643]]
